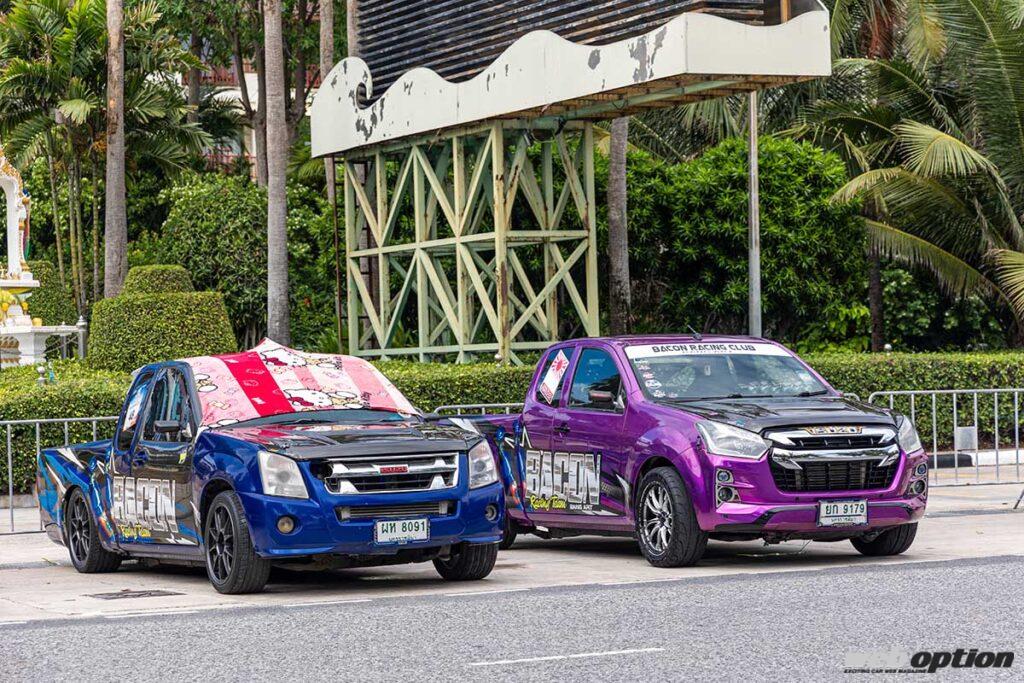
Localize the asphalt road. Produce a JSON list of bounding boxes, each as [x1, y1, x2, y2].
[[3, 553, 1021, 682]]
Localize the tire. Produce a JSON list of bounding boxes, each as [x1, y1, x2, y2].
[[434, 542, 498, 580], [498, 517, 517, 550], [851, 523, 918, 557], [635, 466, 708, 568], [204, 491, 271, 594], [65, 488, 122, 573]]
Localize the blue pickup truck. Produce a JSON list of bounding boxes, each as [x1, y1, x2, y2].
[[37, 341, 504, 593]]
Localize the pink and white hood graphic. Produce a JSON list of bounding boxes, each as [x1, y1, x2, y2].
[[183, 340, 417, 427]]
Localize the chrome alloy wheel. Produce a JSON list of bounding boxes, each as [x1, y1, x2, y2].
[[640, 482, 674, 554], [68, 495, 91, 563], [206, 506, 235, 583]]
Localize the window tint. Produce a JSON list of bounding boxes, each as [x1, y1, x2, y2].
[[117, 373, 152, 450], [534, 348, 571, 404], [143, 370, 194, 443], [568, 349, 622, 411]]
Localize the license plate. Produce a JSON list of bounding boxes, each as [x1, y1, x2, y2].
[[374, 518, 429, 544], [818, 500, 868, 527]]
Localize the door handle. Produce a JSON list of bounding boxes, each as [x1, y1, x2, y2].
[[554, 423, 571, 435]]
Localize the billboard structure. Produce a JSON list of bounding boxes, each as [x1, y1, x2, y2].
[[311, 1, 831, 362]]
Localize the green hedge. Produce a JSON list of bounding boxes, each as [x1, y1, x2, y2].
[[5, 352, 1024, 493], [87, 292, 237, 372], [1, 260, 77, 326], [122, 265, 194, 294]]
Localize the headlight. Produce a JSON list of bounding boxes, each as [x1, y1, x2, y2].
[[897, 417, 924, 454], [696, 421, 770, 460], [468, 441, 499, 489], [258, 450, 308, 499]]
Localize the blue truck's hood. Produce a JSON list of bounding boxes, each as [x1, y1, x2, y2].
[[212, 421, 478, 460], [664, 396, 896, 433]]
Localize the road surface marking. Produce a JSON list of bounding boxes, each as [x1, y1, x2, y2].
[[105, 610, 198, 619], [0, 621, 27, 627], [445, 588, 530, 597], [469, 647, 665, 667], [280, 599, 373, 608]]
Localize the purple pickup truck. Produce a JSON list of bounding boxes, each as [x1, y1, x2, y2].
[[462, 335, 928, 567]]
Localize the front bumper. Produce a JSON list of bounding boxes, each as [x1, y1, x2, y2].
[[698, 450, 929, 537], [239, 474, 503, 559]]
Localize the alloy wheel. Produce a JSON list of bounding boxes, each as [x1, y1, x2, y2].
[[68, 495, 90, 563], [640, 482, 674, 554], [207, 506, 235, 582]]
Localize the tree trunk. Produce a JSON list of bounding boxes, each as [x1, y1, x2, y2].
[[607, 117, 632, 335], [104, 0, 128, 298], [66, 155, 81, 311], [72, 158, 86, 308], [320, 0, 335, 204], [264, 0, 291, 344], [45, 146, 65, 287], [90, 155, 101, 301], [187, 31, 201, 125], [868, 252, 885, 352]]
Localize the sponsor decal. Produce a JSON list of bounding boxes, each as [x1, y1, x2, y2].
[[539, 350, 570, 404], [804, 426, 863, 436], [625, 342, 790, 359], [843, 648, 1014, 674], [111, 476, 179, 535], [518, 429, 619, 516]]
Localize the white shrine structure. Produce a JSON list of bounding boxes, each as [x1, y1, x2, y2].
[[0, 143, 82, 368]]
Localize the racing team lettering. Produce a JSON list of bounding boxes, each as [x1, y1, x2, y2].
[[625, 342, 790, 359], [111, 477, 179, 534], [524, 449, 602, 513]]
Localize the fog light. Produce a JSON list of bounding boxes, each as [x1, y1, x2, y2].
[[909, 479, 927, 496], [484, 504, 499, 522], [914, 462, 928, 478], [277, 516, 295, 534], [716, 469, 733, 483], [716, 486, 737, 504]]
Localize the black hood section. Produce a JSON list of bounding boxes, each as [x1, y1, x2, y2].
[[218, 421, 478, 460], [664, 396, 896, 433]]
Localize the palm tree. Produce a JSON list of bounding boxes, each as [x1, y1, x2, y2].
[[264, 0, 290, 343], [104, 0, 127, 297], [810, 1, 1024, 337]]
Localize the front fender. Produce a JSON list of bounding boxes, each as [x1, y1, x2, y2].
[[191, 432, 263, 532], [629, 425, 711, 513]]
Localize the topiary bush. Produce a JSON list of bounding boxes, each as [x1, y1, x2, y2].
[[122, 265, 194, 294], [87, 292, 237, 372]]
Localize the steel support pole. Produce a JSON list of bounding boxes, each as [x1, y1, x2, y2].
[[748, 91, 762, 338]]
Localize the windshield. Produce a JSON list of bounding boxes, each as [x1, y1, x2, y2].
[[221, 409, 415, 429], [625, 342, 829, 400]]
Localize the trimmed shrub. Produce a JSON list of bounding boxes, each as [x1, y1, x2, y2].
[[87, 292, 237, 372], [122, 265, 194, 294], [378, 362, 538, 410], [0, 260, 77, 326]]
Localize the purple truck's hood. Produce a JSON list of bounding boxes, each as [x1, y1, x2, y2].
[[663, 396, 896, 433]]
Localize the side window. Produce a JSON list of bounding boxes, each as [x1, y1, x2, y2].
[[143, 370, 194, 443], [568, 348, 623, 411], [117, 373, 153, 450], [534, 348, 572, 405]]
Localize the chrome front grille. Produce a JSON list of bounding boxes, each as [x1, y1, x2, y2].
[[321, 452, 459, 494], [337, 501, 455, 521], [765, 426, 900, 493]]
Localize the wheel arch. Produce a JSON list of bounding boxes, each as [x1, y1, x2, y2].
[[198, 477, 235, 534]]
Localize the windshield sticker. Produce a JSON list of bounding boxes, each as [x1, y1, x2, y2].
[[625, 342, 791, 359], [539, 350, 570, 404], [645, 380, 662, 388]]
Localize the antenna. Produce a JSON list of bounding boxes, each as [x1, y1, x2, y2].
[[687, 325, 703, 342]]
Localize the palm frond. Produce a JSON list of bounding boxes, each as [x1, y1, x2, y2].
[[895, 120, 998, 178], [991, 248, 1024, 319]]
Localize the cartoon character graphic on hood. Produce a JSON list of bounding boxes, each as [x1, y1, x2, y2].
[[284, 389, 366, 411], [260, 347, 308, 368]]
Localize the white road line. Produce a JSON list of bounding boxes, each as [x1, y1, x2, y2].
[[0, 621, 27, 627], [445, 588, 530, 597], [280, 599, 373, 608], [600, 578, 679, 586], [469, 647, 665, 667], [104, 610, 198, 619]]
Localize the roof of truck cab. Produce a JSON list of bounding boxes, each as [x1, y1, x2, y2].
[[562, 335, 782, 348]]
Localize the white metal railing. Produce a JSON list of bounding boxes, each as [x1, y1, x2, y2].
[[868, 389, 1024, 487], [433, 403, 524, 416], [2, 416, 118, 535]]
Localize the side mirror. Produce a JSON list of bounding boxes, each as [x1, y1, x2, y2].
[[588, 389, 615, 405]]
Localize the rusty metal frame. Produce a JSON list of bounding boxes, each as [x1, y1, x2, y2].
[[342, 120, 599, 364]]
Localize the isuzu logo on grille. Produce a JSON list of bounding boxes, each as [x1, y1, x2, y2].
[[377, 465, 409, 475], [803, 426, 863, 436]]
